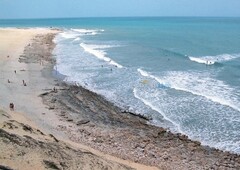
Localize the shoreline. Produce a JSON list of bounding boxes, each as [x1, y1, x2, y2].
[[1, 28, 240, 169], [0, 28, 157, 170]]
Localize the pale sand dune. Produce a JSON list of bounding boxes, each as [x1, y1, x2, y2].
[[0, 28, 158, 170], [0, 28, 57, 59]]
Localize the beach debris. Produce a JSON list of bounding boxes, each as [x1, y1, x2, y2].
[[7, 79, 10, 83], [121, 110, 151, 121], [49, 134, 59, 142], [14, 70, 16, 74], [59, 88, 69, 90], [66, 118, 73, 122], [39, 92, 50, 96], [22, 124, 33, 133], [76, 120, 90, 126], [48, 107, 55, 110], [36, 129, 45, 135]]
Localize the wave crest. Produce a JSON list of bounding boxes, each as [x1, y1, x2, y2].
[[80, 43, 123, 68], [137, 68, 240, 112], [189, 53, 240, 65], [71, 28, 104, 35], [189, 57, 215, 65]]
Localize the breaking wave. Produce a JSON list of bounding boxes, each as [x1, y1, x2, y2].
[[137, 68, 240, 112], [80, 43, 123, 68], [189, 53, 240, 65]]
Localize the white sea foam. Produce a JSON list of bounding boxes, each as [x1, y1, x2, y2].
[[137, 68, 240, 153], [73, 37, 80, 41], [137, 68, 169, 87], [137, 69, 240, 113], [59, 32, 80, 39], [133, 88, 182, 132], [59, 28, 104, 40], [84, 44, 120, 49], [71, 28, 104, 35], [189, 57, 215, 65], [80, 43, 123, 68], [189, 53, 240, 65]]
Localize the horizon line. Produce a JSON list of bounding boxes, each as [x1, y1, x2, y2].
[[1, 16, 240, 20]]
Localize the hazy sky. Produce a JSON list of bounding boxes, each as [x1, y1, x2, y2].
[[0, 0, 240, 19]]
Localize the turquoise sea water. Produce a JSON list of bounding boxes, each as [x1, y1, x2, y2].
[[1, 17, 240, 153]]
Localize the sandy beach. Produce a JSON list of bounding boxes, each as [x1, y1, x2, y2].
[[0, 28, 157, 170], [1, 28, 240, 170]]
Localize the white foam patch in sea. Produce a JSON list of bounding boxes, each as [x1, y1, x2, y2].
[[59, 28, 104, 40], [73, 37, 81, 41], [137, 68, 169, 87], [59, 32, 80, 39], [137, 68, 240, 113], [80, 43, 123, 68], [136, 68, 240, 153], [189, 53, 240, 65], [133, 87, 182, 133], [71, 28, 104, 35], [56, 28, 123, 69]]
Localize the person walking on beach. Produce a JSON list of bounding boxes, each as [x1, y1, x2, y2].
[[53, 87, 57, 92], [9, 103, 14, 111], [22, 80, 27, 86]]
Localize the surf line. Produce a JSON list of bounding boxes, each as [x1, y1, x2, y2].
[[137, 68, 240, 113], [80, 43, 123, 68], [133, 88, 183, 133]]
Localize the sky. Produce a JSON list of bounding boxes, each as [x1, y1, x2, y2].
[[0, 0, 240, 19]]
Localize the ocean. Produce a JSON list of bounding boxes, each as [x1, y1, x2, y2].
[[1, 17, 240, 153]]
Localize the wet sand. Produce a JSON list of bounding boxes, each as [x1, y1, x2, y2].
[[0, 28, 240, 170]]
